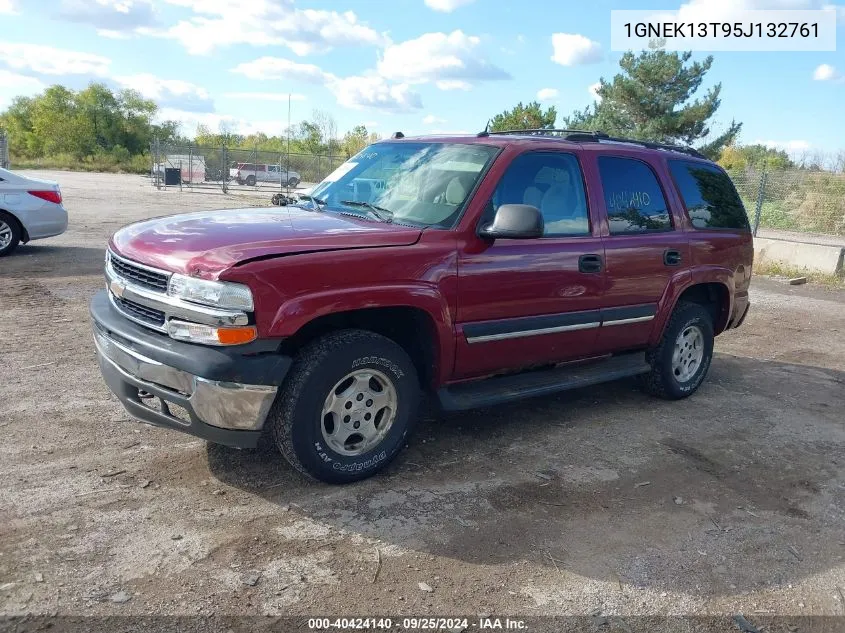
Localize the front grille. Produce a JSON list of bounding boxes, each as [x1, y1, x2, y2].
[[110, 254, 169, 292], [114, 295, 165, 327]]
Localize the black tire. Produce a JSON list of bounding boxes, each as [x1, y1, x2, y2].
[[640, 301, 714, 400], [269, 329, 420, 484], [287, 177, 300, 188], [245, 175, 256, 187], [0, 212, 21, 257]]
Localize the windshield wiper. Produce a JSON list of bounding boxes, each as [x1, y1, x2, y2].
[[339, 200, 394, 223], [296, 194, 326, 211]]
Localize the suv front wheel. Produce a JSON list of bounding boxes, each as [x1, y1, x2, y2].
[[269, 329, 420, 483], [640, 301, 714, 400]]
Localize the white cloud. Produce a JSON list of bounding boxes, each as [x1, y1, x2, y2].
[[813, 63, 841, 81], [436, 80, 472, 91], [0, 42, 110, 76], [0, 0, 17, 14], [224, 92, 306, 102], [231, 57, 330, 83], [588, 82, 602, 100], [59, 0, 156, 33], [423, 114, 446, 124], [754, 139, 812, 152], [328, 75, 422, 113], [158, 0, 385, 56], [0, 70, 45, 96], [551, 33, 602, 66], [116, 73, 213, 112], [537, 87, 558, 101], [424, 0, 475, 12], [378, 30, 510, 89], [668, 0, 844, 23]]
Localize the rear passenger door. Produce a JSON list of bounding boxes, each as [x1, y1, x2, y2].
[[593, 154, 690, 354]]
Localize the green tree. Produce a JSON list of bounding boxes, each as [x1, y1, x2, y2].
[[718, 144, 794, 171], [341, 125, 379, 158], [564, 47, 741, 159], [490, 101, 557, 132]]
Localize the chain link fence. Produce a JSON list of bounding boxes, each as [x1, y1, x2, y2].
[[0, 132, 9, 169], [728, 168, 845, 238], [150, 140, 345, 194]]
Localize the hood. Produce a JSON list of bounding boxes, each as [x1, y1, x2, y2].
[[110, 207, 422, 277]]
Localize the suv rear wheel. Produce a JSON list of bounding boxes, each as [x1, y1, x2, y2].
[[245, 175, 256, 187], [269, 329, 420, 483], [0, 212, 21, 257], [287, 177, 300, 188], [640, 301, 714, 400]]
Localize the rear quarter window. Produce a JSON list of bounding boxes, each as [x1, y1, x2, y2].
[[669, 160, 750, 230]]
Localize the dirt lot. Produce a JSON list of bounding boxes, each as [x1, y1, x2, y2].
[[1, 171, 844, 630]]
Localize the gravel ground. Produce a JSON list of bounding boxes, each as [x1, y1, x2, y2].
[[1, 171, 844, 631]]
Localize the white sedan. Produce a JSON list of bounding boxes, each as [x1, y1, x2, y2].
[[0, 167, 68, 256]]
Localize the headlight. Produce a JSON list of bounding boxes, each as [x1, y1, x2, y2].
[[167, 274, 254, 311]]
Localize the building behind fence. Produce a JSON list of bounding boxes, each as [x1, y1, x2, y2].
[[151, 140, 344, 194], [0, 132, 9, 170]]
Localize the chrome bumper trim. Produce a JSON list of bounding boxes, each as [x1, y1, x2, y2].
[[93, 327, 277, 432]]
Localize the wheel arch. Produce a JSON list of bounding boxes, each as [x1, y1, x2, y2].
[[649, 272, 733, 346], [277, 304, 448, 390], [0, 208, 28, 243]]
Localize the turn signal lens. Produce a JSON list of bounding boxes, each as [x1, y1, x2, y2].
[[167, 320, 257, 346], [216, 326, 258, 345]]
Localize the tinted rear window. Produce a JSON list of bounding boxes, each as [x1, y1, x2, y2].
[[598, 156, 672, 234], [669, 160, 749, 230]]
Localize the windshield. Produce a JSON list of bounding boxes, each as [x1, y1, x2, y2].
[[309, 142, 498, 227]]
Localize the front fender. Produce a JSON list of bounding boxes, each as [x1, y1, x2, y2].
[[269, 283, 456, 384]]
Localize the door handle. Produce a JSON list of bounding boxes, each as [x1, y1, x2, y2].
[[664, 249, 682, 266], [578, 254, 603, 273]]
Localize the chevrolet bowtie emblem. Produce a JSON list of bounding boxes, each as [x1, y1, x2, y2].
[[110, 279, 126, 299]]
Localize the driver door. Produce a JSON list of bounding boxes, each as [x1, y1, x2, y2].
[[454, 151, 606, 380]]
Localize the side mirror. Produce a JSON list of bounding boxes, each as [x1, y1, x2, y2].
[[478, 204, 544, 239]]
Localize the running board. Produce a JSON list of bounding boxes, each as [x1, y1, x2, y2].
[[437, 352, 651, 411]]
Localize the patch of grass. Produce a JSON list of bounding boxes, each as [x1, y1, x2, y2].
[[754, 260, 844, 288], [10, 153, 151, 175]]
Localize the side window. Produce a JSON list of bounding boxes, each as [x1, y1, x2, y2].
[[598, 156, 672, 234], [489, 152, 589, 237], [669, 160, 750, 230]]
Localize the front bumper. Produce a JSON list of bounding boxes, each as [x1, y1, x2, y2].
[[91, 290, 290, 448]]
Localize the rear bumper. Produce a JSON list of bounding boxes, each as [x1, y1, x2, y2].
[[90, 290, 290, 448], [21, 203, 68, 241]]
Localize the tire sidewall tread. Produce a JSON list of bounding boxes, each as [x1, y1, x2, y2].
[[0, 211, 21, 257], [270, 329, 419, 484], [643, 301, 714, 400]]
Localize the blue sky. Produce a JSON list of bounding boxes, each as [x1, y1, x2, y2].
[[0, 0, 843, 154]]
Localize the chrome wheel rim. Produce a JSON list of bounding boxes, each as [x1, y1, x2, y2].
[[0, 221, 12, 249], [321, 369, 398, 456], [672, 325, 704, 382]]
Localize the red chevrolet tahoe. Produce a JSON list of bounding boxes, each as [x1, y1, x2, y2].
[[90, 130, 753, 483]]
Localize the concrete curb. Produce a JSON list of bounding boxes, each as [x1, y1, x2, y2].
[[754, 237, 844, 276]]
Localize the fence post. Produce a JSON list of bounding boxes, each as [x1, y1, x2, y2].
[[188, 145, 193, 189], [154, 138, 161, 190], [221, 144, 228, 194], [752, 171, 768, 236]]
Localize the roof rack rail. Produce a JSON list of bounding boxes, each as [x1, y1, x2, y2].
[[486, 128, 705, 159]]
